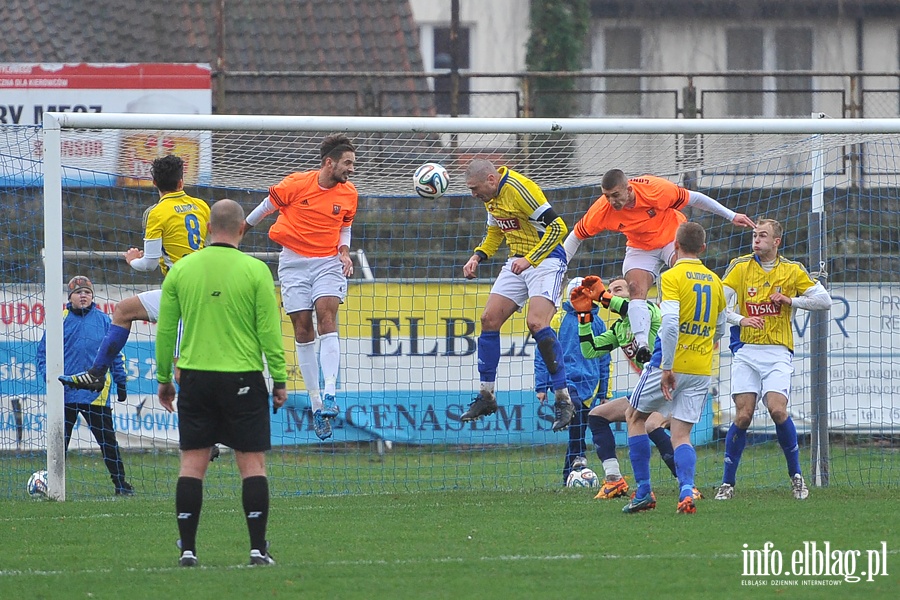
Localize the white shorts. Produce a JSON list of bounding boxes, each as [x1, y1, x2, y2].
[[138, 289, 183, 357], [490, 256, 566, 308], [278, 248, 347, 314], [137, 289, 162, 322], [731, 344, 793, 403], [630, 365, 709, 424], [623, 242, 676, 282]]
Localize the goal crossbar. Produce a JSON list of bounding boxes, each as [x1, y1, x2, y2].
[[44, 112, 900, 135]]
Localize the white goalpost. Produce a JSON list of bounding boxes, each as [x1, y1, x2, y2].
[[33, 112, 900, 500]]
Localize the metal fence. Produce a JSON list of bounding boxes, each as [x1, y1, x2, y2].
[[214, 70, 900, 121]]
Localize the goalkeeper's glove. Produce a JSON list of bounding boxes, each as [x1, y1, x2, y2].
[[116, 384, 127, 403], [569, 285, 595, 323], [582, 275, 613, 308]]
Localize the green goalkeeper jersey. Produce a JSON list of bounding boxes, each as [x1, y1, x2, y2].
[[577, 295, 661, 370], [156, 243, 287, 385]]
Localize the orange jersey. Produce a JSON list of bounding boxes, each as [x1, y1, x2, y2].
[[573, 175, 689, 251], [267, 170, 358, 258]]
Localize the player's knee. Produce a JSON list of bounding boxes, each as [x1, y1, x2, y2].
[[480, 313, 503, 331], [733, 412, 753, 430], [768, 407, 789, 424], [525, 317, 550, 334]]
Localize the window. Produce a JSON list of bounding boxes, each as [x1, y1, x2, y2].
[[421, 25, 471, 115], [726, 29, 764, 117], [775, 29, 813, 116], [726, 27, 813, 117], [604, 28, 642, 116]]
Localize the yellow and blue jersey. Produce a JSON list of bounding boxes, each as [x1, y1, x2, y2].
[[722, 253, 816, 353], [474, 167, 568, 265], [660, 258, 725, 376], [142, 190, 210, 275]]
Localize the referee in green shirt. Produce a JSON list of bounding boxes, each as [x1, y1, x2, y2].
[[157, 198, 287, 568]]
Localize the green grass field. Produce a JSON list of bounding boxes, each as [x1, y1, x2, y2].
[[1, 444, 898, 599]]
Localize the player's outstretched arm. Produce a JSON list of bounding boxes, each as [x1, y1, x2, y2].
[[687, 191, 755, 228], [245, 196, 278, 231], [562, 231, 583, 261]]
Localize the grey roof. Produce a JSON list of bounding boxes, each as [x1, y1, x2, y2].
[[0, 0, 434, 116]]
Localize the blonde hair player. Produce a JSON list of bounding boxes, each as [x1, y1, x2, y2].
[[714, 218, 832, 501]]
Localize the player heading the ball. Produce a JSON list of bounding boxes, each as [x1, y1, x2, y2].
[[460, 158, 575, 432]]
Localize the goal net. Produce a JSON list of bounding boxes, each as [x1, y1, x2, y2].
[[2, 113, 898, 500]]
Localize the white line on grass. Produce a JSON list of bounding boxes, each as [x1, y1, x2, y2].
[[3, 548, 899, 578]]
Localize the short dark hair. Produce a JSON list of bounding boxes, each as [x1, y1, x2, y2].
[[320, 134, 355, 165], [151, 155, 184, 192], [676, 222, 706, 254], [601, 169, 627, 190]]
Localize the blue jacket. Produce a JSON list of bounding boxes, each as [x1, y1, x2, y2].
[[535, 301, 610, 407], [36, 303, 127, 406]]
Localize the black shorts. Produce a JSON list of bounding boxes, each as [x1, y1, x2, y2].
[[177, 370, 271, 452]]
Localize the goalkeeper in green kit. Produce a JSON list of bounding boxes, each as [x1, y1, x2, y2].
[[569, 276, 700, 502]]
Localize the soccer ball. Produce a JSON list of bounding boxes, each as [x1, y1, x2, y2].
[[413, 162, 450, 199], [566, 468, 600, 488], [27, 469, 48, 498]]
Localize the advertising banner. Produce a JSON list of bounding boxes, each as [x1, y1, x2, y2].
[[8, 281, 893, 451], [0, 63, 212, 187]]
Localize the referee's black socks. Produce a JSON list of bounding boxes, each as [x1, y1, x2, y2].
[[242, 476, 270, 553]]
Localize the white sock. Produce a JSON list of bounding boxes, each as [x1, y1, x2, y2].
[[602, 458, 622, 479], [319, 332, 340, 397], [480, 381, 495, 394], [629, 299, 650, 347], [295, 340, 322, 411]]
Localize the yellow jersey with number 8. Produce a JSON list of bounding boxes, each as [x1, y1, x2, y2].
[[142, 190, 210, 276]]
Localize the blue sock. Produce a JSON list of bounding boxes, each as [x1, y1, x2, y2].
[[723, 423, 747, 486], [776, 417, 802, 478], [563, 407, 587, 483], [674, 444, 697, 501], [567, 403, 588, 458], [648, 428, 677, 478], [533, 327, 567, 391], [477, 330, 500, 383], [91, 324, 130, 375], [627, 434, 652, 497], [589, 415, 617, 461]]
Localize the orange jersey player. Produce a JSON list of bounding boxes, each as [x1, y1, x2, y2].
[[563, 169, 754, 364], [244, 133, 358, 441]]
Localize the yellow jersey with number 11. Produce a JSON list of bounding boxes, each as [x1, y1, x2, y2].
[[660, 257, 725, 376]]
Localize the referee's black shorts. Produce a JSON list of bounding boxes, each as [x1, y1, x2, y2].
[[176, 370, 271, 452]]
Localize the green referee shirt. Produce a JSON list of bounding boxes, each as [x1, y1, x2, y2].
[[156, 243, 287, 385]]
